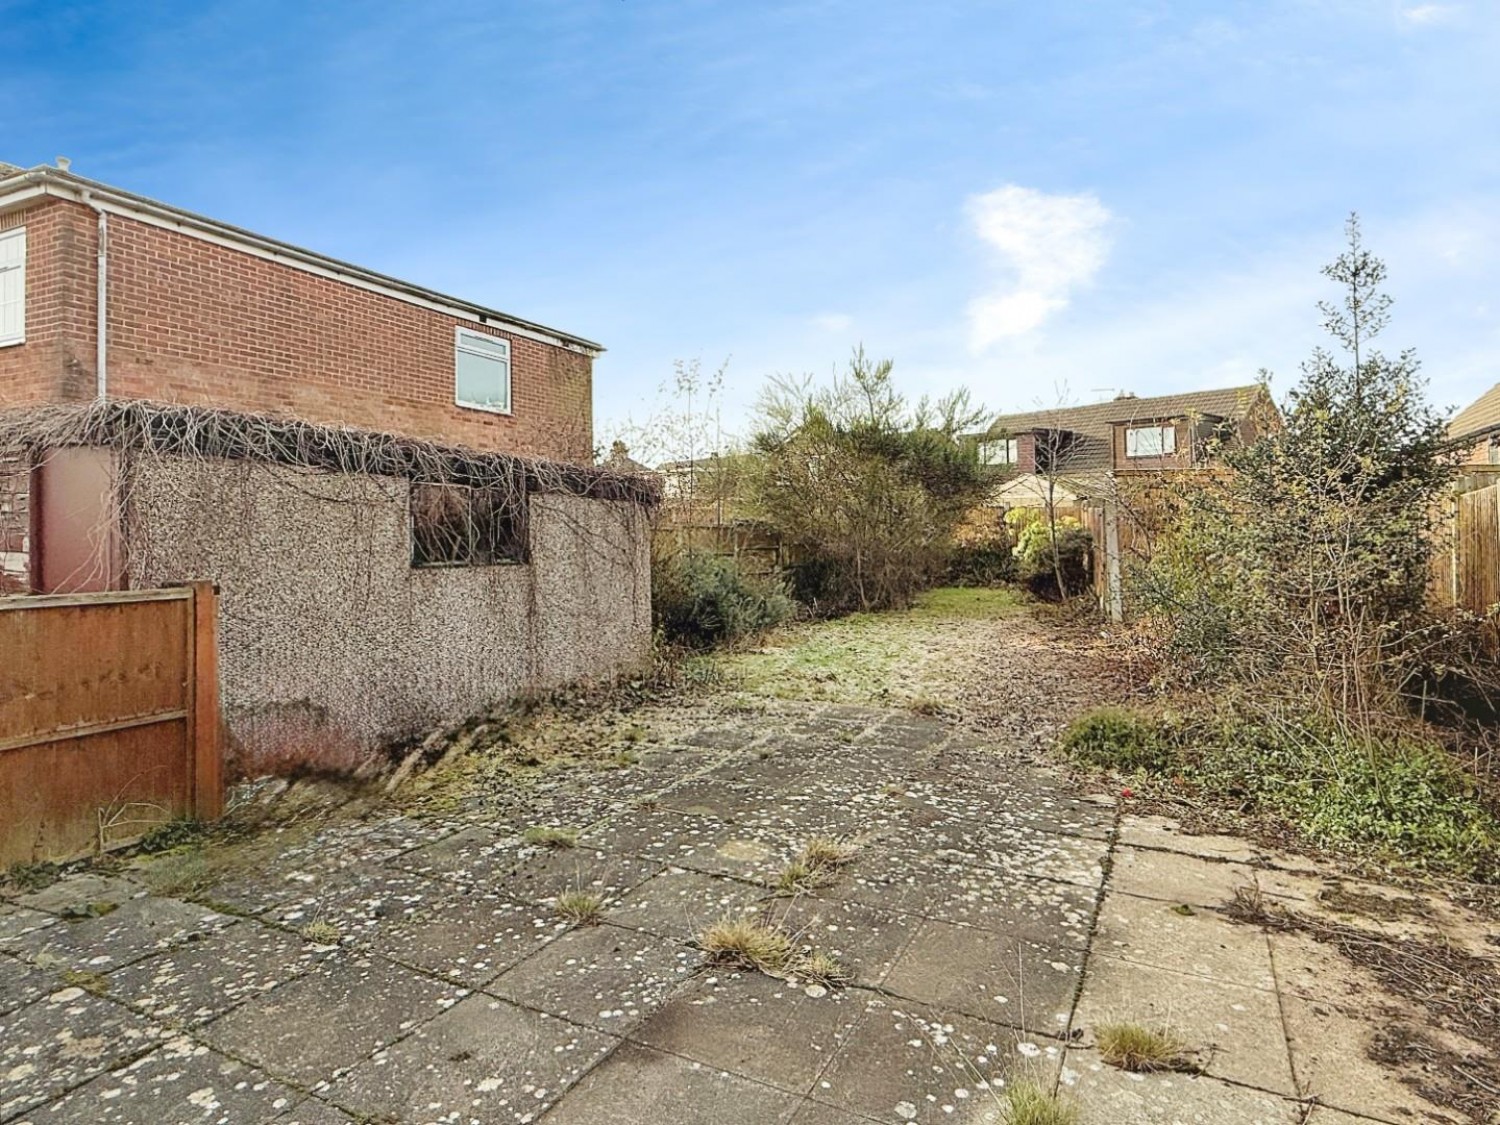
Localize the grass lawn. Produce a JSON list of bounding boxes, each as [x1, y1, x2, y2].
[[700, 585, 1027, 708]]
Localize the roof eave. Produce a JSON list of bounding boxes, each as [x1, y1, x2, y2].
[[0, 165, 604, 357]]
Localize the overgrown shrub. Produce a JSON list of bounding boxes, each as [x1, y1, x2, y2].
[[1062, 704, 1500, 880], [749, 347, 990, 614], [1060, 707, 1176, 773], [1007, 509, 1092, 599], [653, 548, 794, 648]]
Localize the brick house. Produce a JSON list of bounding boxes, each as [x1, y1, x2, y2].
[[970, 384, 1277, 510], [1448, 381, 1500, 470], [0, 160, 653, 777]]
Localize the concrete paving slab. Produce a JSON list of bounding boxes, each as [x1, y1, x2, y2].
[[812, 995, 1063, 1125], [0, 988, 169, 1121], [632, 971, 864, 1095], [270, 1098, 361, 1124], [0, 953, 53, 1016], [10, 897, 237, 973], [386, 823, 526, 885], [766, 895, 919, 988], [103, 921, 330, 1028], [0, 908, 59, 953], [606, 866, 765, 941], [200, 952, 463, 1085], [1072, 955, 1296, 1095], [26, 1034, 302, 1124], [1110, 847, 1303, 911], [576, 806, 726, 868], [786, 1099, 885, 1124], [326, 993, 615, 1125], [15, 875, 143, 916], [881, 920, 1082, 1037], [1060, 1047, 1301, 1124], [923, 817, 1110, 887], [540, 1040, 804, 1124], [1117, 815, 1264, 862], [1092, 889, 1277, 990], [498, 848, 661, 907], [372, 884, 565, 987], [262, 864, 448, 944], [487, 921, 700, 1033], [1280, 993, 1466, 1124]]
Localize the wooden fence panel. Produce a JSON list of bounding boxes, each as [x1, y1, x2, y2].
[[1455, 485, 1500, 616], [0, 583, 221, 865]]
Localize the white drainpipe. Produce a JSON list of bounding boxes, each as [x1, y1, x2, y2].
[[80, 190, 108, 399]]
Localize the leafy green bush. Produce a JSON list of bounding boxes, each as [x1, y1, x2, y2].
[[1062, 705, 1500, 880], [946, 541, 1018, 587], [653, 549, 794, 648], [1006, 510, 1092, 599], [1061, 707, 1177, 773]]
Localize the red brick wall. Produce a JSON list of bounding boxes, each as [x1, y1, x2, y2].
[[0, 200, 100, 406], [4, 199, 594, 463]]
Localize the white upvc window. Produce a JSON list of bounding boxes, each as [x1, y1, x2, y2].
[[454, 327, 511, 413], [978, 437, 1019, 466], [1126, 423, 1176, 458], [0, 228, 24, 348]]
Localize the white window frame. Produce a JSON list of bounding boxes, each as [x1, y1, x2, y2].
[[0, 227, 25, 348], [978, 437, 1019, 466], [1125, 423, 1176, 458], [453, 326, 512, 415]]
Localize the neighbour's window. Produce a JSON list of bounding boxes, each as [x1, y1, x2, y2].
[[0, 228, 24, 348], [410, 483, 527, 566], [1489, 438, 1500, 466], [454, 327, 511, 413], [978, 438, 1019, 466], [1125, 424, 1176, 458]]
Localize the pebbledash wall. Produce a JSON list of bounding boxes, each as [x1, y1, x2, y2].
[[121, 453, 650, 777], [0, 197, 596, 461]]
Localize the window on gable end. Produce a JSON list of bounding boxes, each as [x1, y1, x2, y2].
[[454, 327, 511, 413]]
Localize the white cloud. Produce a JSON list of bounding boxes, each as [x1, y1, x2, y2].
[[810, 312, 854, 333], [964, 185, 1112, 351], [1401, 4, 1460, 26]]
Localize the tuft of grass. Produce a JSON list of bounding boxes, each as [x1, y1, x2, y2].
[[907, 695, 944, 717], [555, 890, 606, 926], [1096, 1022, 1194, 1073], [773, 859, 826, 897], [60, 968, 110, 996], [793, 949, 851, 987], [799, 835, 860, 871], [522, 826, 579, 849], [699, 917, 793, 975], [1002, 1080, 1079, 1125], [1224, 882, 1277, 925], [299, 920, 341, 945]]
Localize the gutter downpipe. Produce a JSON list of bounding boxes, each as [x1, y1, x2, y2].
[[80, 190, 107, 399]]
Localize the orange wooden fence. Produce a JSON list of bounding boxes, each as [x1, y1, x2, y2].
[[0, 582, 222, 865]]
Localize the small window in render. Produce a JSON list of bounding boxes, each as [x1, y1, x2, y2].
[[0, 227, 25, 347], [978, 438, 1019, 466], [410, 483, 527, 566], [1126, 423, 1176, 458], [454, 327, 511, 413], [1488, 438, 1500, 466]]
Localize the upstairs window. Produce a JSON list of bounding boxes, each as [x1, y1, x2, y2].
[[1125, 423, 1176, 458], [978, 438, 1019, 466], [410, 483, 527, 566], [454, 327, 511, 413], [0, 228, 24, 347]]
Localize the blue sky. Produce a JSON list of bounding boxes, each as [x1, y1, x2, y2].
[[3, 1, 1497, 449]]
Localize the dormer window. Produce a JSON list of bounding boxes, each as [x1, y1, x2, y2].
[[1126, 424, 1176, 458], [978, 438, 1019, 466]]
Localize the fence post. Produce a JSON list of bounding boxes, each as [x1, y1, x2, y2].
[[1103, 500, 1124, 623], [190, 581, 224, 820]]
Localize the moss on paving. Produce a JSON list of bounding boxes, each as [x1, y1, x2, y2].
[[708, 586, 1025, 708]]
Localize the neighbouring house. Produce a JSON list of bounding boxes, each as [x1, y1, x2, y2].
[[970, 384, 1278, 511], [0, 159, 655, 774], [1447, 381, 1500, 470]]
